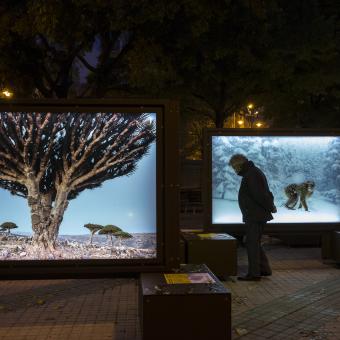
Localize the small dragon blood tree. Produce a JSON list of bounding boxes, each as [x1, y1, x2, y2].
[[113, 231, 133, 247], [84, 223, 103, 244], [98, 225, 122, 246], [0, 222, 18, 234], [0, 112, 155, 252]]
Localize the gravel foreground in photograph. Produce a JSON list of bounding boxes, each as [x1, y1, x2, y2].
[[0, 233, 156, 260]]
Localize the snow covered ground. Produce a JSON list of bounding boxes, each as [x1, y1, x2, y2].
[[213, 198, 339, 224]]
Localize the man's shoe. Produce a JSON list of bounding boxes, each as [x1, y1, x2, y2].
[[237, 275, 261, 281], [261, 272, 272, 276]]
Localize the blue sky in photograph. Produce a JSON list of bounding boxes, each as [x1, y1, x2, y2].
[[0, 113, 157, 235]]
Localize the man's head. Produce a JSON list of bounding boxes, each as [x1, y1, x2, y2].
[[229, 154, 248, 174]]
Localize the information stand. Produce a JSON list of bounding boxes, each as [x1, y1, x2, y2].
[[181, 232, 237, 279], [140, 264, 231, 340]]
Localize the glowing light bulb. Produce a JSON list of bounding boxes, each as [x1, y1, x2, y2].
[[2, 90, 13, 98]]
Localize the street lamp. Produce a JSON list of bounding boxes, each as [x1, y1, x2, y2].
[[1, 89, 13, 98], [255, 122, 263, 128], [246, 103, 258, 128]]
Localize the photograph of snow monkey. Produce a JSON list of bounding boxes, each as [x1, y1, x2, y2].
[[284, 181, 315, 211], [0, 111, 157, 260], [212, 136, 340, 224]]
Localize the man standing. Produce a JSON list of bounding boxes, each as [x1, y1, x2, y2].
[[229, 154, 276, 281]]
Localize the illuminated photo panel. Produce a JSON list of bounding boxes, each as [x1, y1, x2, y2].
[[212, 136, 340, 224], [0, 111, 157, 260]]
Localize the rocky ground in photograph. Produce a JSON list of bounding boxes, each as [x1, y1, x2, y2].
[[0, 233, 156, 260]]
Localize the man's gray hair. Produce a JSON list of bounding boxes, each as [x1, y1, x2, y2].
[[229, 154, 248, 166]]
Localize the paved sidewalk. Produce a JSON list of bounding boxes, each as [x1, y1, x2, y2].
[[0, 278, 140, 340], [226, 242, 340, 339], [0, 241, 339, 340]]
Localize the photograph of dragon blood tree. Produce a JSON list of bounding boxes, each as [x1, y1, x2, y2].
[[0, 111, 157, 260], [211, 134, 340, 225]]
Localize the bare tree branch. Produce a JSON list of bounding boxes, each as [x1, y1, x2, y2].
[[77, 54, 98, 72]]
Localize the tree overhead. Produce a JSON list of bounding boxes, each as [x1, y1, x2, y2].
[[255, 0, 340, 128], [0, 112, 155, 250], [1, 1, 340, 129], [0, 0, 178, 98], [122, 0, 270, 127], [120, 0, 340, 129]]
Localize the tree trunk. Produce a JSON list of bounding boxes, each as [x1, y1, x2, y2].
[[215, 112, 225, 128], [90, 233, 94, 245], [27, 181, 69, 251]]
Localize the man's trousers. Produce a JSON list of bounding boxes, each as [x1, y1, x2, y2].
[[244, 222, 272, 277]]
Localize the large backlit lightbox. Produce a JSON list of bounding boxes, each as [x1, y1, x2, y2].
[[204, 129, 340, 233], [0, 100, 179, 277]]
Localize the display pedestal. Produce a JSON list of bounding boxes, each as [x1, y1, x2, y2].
[[181, 232, 237, 280], [140, 264, 231, 340], [321, 232, 333, 260], [322, 231, 340, 264]]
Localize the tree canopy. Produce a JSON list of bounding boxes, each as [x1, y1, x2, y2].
[[0, 0, 179, 98], [0, 112, 155, 200], [84, 223, 103, 233], [114, 231, 132, 239], [1, 0, 340, 131], [84, 223, 103, 244], [99, 225, 122, 235], [98, 225, 124, 246], [0, 222, 18, 234]]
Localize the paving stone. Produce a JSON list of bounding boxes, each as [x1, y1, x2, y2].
[[0, 242, 339, 339]]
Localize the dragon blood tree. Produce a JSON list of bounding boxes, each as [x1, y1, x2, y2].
[[0, 222, 18, 234], [84, 223, 103, 245], [114, 231, 133, 247], [99, 225, 123, 247], [0, 112, 155, 251]]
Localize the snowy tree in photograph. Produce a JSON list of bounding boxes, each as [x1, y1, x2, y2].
[[212, 137, 228, 198], [258, 138, 287, 201], [212, 136, 284, 201], [0, 112, 155, 251], [212, 136, 241, 200], [321, 138, 340, 203]]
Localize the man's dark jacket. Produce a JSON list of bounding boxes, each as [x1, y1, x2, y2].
[[238, 161, 275, 223]]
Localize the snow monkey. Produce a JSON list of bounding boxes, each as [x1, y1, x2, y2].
[[284, 181, 315, 211]]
